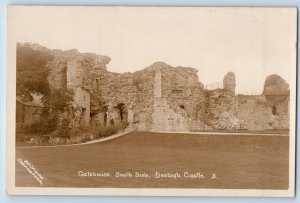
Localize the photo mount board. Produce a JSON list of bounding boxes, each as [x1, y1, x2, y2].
[[6, 6, 297, 197]]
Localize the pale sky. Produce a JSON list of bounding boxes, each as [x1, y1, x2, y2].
[[9, 6, 297, 94]]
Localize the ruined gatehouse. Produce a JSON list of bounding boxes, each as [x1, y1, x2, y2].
[[46, 47, 289, 132]]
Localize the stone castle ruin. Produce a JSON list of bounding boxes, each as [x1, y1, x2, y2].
[[45, 46, 289, 132]]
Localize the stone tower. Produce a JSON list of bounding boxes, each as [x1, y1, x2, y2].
[[151, 68, 189, 132], [67, 58, 91, 129], [223, 72, 236, 94]]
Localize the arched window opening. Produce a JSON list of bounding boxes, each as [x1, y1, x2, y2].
[[116, 103, 125, 122]]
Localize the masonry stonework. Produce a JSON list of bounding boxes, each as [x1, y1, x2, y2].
[[151, 68, 189, 132], [45, 46, 289, 131], [223, 72, 236, 94]]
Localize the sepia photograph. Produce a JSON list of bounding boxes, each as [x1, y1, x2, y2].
[[6, 6, 297, 196]]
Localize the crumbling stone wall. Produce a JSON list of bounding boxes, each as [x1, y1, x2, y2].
[[45, 44, 290, 132], [199, 72, 239, 130], [159, 62, 205, 119], [89, 63, 156, 131], [237, 95, 273, 130], [150, 68, 189, 132], [67, 56, 95, 126], [152, 62, 211, 130], [92, 71, 137, 129], [205, 88, 240, 130], [237, 95, 289, 130], [48, 61, 67, 90], [73, 87, 90, 128], [223, 72, 236, 94], [132, 67, 155, 131], [48, 49, 79, 90]]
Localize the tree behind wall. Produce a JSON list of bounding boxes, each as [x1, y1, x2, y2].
[[17, 43, 74, 136], [16, 43, 54, 101]]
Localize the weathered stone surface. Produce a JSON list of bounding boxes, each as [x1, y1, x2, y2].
[[205, 88, 239, 130], [223, 72, 236, 94], [151, 69, 188, 132], [37, 43, 290, 131], [268, 114, 289, 129], [237, 95, 273, 130]]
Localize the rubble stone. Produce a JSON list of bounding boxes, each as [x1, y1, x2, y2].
[[44, 46, 290, 131], [223, 72, 236, 94]]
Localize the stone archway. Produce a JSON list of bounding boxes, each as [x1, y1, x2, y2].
[[116, 103, 128, 124]]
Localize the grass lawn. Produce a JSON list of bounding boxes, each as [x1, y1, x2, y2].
[[15, 131, 289, 189]]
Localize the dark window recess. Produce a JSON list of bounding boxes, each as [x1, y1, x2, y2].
[[119, 109, 123, 121], [94, 78, 100, 90], [116, 103, 125, 121], [272, 106, 277, 115], [104, 112, 108, 125], [110, 119, 115, 125]]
